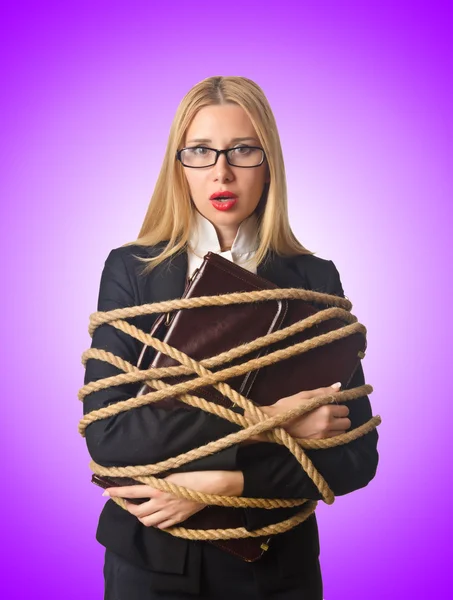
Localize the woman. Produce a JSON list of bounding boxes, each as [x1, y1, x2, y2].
[[83, 75, 379, 599]]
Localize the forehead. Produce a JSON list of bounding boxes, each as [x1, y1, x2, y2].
[[184, 104, 258, 143]]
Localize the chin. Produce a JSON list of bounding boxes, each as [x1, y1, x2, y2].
[[193, 201, 257, 225], [211, 212, 250, 225], [210, 204, 256, 218]]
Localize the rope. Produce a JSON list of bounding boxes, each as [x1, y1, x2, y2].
[[79, 287, 381, 541]]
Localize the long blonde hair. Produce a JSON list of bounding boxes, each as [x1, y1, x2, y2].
[[124, 75, 314, 274]]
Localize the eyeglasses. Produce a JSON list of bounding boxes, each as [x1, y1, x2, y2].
[[176, 145, 266, 168]]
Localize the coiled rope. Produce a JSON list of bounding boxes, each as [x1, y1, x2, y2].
[[79, 287, 381, 540]]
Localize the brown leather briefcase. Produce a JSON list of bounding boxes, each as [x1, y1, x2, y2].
[[132, 252, 366, 561]]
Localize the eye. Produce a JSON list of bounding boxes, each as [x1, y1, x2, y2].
[[187, 146, 210, 155], [231, 146, 252, 155]]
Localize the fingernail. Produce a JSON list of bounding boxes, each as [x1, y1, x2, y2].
[[331, 382, 341, 389], [102, 490, 110, 497]]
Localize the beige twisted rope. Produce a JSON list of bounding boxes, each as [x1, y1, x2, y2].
[[79, 287, 381, 540]]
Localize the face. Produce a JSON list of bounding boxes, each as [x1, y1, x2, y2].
[[180, 104, 270, 245]]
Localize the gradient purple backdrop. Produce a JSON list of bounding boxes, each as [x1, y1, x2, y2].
[[1, 1, 452, 598]]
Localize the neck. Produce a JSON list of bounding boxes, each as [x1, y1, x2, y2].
[[214, 225, 238, 252]]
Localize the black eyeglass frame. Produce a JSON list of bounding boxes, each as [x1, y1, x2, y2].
[[176, 145, 266, 168]]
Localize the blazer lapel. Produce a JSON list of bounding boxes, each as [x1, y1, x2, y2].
[[257, 252, 307, 289], [142, 248, 188, 305], [136, 249, 189, 363]]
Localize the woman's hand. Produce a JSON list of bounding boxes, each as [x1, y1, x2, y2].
[[244, 384, 351, 440], [103, 470, 244, 529], [270, 384, 351, 439]]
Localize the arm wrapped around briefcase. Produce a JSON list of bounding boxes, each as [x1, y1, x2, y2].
[[131, 251, 368, 561]]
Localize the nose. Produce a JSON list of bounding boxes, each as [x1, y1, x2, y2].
[[213, 152, 234, 183]]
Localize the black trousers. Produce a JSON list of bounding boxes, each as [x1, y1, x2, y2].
[[103, 543, 323, 600]]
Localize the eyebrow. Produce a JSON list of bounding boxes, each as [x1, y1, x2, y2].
[[186, 137, 259, 144]]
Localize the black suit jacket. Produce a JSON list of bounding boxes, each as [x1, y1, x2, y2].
[[83, 243, 379, 594]]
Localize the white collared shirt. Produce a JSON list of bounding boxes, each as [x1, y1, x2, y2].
[[187, 210, 259, 278]]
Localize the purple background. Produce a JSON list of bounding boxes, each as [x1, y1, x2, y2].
[[1, 1, 452, 598]]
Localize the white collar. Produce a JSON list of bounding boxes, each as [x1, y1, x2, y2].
[[187, 210, 259, 276]]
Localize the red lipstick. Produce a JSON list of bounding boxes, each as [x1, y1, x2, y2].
[[209, 191, 238, 211]]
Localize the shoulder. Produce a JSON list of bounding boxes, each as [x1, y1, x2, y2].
[[96, 243, 168, 310], [290, 253, 344, 297], [293, 252, 333, 272], [102, 243, 167, 280], [99, 243, 165, 297], [105, 243, 164, 266]]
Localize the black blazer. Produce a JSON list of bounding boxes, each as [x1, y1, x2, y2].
[[83, 243, 379, 594]]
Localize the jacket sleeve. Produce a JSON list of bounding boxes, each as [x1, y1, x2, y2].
[[237, 260, 379, 507], [82, 248, 242, 471]]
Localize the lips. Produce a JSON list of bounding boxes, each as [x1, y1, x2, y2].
[[210, 191, 238, 200]]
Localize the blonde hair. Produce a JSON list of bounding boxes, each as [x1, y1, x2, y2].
[[123, 75, 314, 274]]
